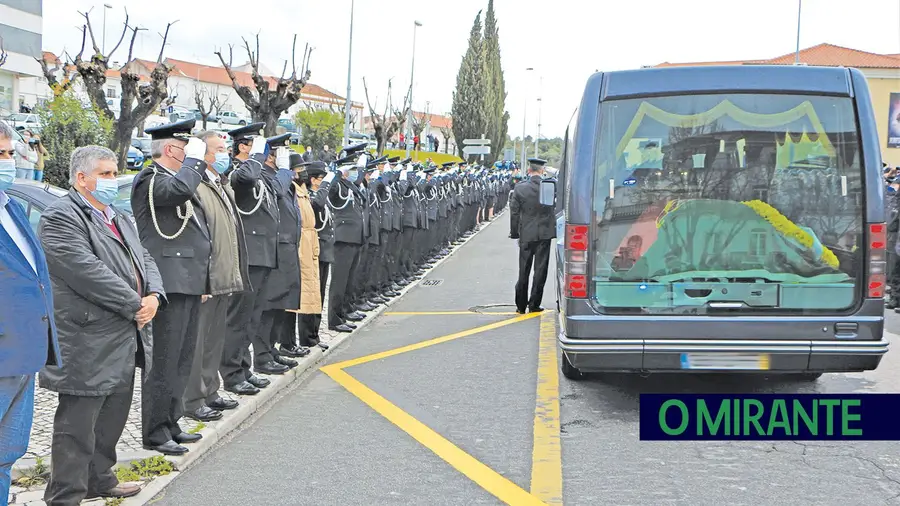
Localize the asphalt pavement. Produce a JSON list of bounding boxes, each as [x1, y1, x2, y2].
[[152, 213, 900, 506]]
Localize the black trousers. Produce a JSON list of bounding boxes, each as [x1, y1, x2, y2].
[[184, 295, 228, 412], [278, 311, 297, 348], [143, 293, 201, 446], [298, 314, 319, 347], [255, 310, 292, 365], [311, 261, 330, 335], [515, 239, 552, 312], [220, 266, 271, 388], [44, 383, 134, 506], [400, 227, 416, 275], [329, 241, 360, 328]]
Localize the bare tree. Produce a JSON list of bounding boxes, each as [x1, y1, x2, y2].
[[215, 33, 311, 136], [362, 78, 410, 155], [44, 8, 178, 168], [410, 106, 432, 144], [193, 84, 220, 130], [35, 49, 78, 96], [439, 125, 453, 154]]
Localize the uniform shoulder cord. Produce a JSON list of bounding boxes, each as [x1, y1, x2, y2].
[[332, 183, 352, 210], [315, 204, 331, 232], [148, 164, 194, 240], [228, 169, 269, 216]]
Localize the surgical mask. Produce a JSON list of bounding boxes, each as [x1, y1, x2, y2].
[[347, 170, 359, 183], [91, 177, 119, 206], [213, 152, 231, 174], [0, 159, 15, 191]]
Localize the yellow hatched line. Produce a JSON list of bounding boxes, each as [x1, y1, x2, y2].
[[322, 367, 547, 506], [384, 311, 521, 316], [329, 313, 541, 369], [530, 311, 563, 504]]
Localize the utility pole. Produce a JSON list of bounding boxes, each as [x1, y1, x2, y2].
[[534, 75, 542, 158], [521, 67, 533, 170], [342, 0, 355, 147], [102, 4, 112, 54], [406, 21, 422, 159], [794, 0, 802, 64]]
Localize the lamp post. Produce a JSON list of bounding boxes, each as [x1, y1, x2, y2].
[[534, 75, 542, 158], [342, 0, 355, 147], [406, 20, 422, 159], [794, 0, 802, 64], [102, 3, 112, 54], [520, 67, 533, 171]]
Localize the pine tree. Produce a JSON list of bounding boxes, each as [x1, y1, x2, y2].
[[482, 0, 508, 164], [451, 11, 486, 159]]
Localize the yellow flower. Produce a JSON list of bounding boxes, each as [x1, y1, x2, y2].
[[741, 200, 839, 269]]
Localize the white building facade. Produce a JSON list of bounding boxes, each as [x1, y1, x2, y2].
[[0, 0, 45, 115]]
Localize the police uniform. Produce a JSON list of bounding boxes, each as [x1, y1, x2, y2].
[[220, 122, 276, 396], [131, 119, 210, 454], [303, 161, 334, 341], [509, 158, 557, 314]]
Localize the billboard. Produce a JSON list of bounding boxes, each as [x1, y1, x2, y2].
[[888, 93, 900, 148]]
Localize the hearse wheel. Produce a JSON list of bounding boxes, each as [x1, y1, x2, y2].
[[561, 352, 587, 380], [786, 372, 824, 382]]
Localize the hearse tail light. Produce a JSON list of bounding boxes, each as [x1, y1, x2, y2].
[[868, 223, 887, 298], [565, 224, 589, 299]]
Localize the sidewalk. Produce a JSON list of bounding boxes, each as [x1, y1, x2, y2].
[[9, 211, 505, 506]]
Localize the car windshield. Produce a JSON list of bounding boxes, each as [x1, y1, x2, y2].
[[115, 177, 135, 215], [7, 114, 29, 121], [592, 93, 864, 315]]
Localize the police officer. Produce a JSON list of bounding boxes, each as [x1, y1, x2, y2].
[[305, 161, 334, 344], [131, 119, 210, 456], [509, 158, 557, 314], [220, 125, 278, 396]]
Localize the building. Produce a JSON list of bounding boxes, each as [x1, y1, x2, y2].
[[0, 0, 44, 115], [654, 43, 900, 166], [361, 111, 455, 153]]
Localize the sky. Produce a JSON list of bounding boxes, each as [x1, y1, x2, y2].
[[42, 0, 900, 141]]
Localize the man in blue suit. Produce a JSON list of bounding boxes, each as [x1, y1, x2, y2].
[[0, 120, 61, 501]]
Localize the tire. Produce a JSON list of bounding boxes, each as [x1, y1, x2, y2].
[[561, 353, 587, 381], [792, 372, 824, 381], [239, 120, 246, 126]]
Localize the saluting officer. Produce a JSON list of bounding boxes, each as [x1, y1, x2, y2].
[[131, 119, 210, 456], [303, 161, 333, 347], [509, 158, 557, 315], [220, 124, 277, 396]]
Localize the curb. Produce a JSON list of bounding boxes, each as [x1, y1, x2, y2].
[[10, 210, 505, 506]]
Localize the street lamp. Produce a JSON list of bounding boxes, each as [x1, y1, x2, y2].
[[520, 67, 533, 170], [794, 0, 802, 64], [406, 20, 422, 159], [534, 75, 542, 158], [102, 3, 112, 54], [342, 0, 355, 147]]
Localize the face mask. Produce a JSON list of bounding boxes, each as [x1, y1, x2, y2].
[[90, 177, 119, 206], [0, 159, 15, 191], [213, 152, 231, 174], [347, 170, 359, 183]]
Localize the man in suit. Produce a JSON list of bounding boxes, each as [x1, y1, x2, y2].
[[0, 120, 62, 502], [220, 123, 276, 396], [130, 119, 211, 456], [181, 131, 250, 423], [510, 158, 557, 314], [39, 145, 164, 504]]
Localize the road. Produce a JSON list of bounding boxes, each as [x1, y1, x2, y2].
[[153, 212, 900, 506]]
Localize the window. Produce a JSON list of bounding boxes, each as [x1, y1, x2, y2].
[[106, 88, 117, 99], [749, 229, 767, 257], [7, 195, 41, 234]]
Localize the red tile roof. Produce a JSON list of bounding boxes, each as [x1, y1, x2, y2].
[[654, 43, 900, 69]]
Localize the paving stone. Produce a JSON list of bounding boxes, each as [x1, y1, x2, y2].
[[14, 490, 44, 503]]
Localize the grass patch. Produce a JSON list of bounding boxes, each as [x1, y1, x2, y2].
[[382, 149, 463, 165], [188, 422, 206, 434], [114, 456, 174, 483], [13, 456, 49, 487], [104, 497, 125, 506]]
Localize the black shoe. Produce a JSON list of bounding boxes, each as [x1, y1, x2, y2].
[[318, 342, 330, 350], [225, 381, 260, 396], [887, 299, 900, 309], [255, 362, 289, 375], [516, 308, 526, 314], [370, 295, 387, 303], [528, 306, 545, 313], [279, 345, 306, 358], [383, 290, 400, 298], [186, 406, 223, 422], [329, 324, 354, 333], [390, 284, 403, 292], [344, 321, 358, 329], [208, 397, 239, 411], [346, 312, 365, 321], [274, 355, 299, 368], [247, 375, 270, 388], [143, 441, 188, 456], [85, 483, 142, 500], [173, 432, 203, 444], [358, 302, 377, 312]]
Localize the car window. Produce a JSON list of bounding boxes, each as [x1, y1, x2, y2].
[[115, 182, 133, 215], [8, 194, 41, 233]]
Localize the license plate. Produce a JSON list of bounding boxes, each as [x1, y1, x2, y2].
[[681, 352, 770, 370]]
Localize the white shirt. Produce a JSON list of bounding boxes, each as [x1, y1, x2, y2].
[[0, 191, 37, 273]]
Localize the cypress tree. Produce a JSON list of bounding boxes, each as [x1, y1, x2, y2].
[[482, 0, 508, 164], [451, 11, 486, 159]]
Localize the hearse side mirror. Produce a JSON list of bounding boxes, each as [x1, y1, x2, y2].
[[539, 178, 557, 206]]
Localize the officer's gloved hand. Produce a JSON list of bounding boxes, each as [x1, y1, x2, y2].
[[185, 137, 207, 160], [250, 136, 267, 155], [400, 169, 408, 181], [276, 147, 291, 170], [323, 170, 337, 183]]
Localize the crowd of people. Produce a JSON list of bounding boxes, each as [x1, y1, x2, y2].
[[12, 129, 49, 182], [0, 118, 519, 505]]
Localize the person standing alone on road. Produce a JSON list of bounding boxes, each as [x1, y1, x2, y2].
[[509, 158, 557, 314], [39, 146, 164, 504], [0, 120, 61, 503]]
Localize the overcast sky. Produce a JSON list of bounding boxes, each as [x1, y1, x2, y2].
[[43, 0, 900, 140]]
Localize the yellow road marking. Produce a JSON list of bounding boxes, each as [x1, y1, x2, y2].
[[329, 313, 541, 370], [530, 312, 563, 504], [322, 366, 547, 506], [384, 311, 521, 316]]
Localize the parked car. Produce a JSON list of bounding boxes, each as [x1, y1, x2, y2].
[[125, 145, 144, 170], [5, 179, 67, 233], [131, 136, 152, 158], [217, 111, 248, 126], [114, 174, 136, 218], [278, 118, 297, 132], [190, 108, 218, 123], [6, 113, 41, 132], [168, 111, 194, 123]]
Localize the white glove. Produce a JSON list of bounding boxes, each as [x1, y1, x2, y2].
[[185, 137, 207, 160], [356, 154, 368, 168], [250, 136, 267, 155], [416, 171, 426, 180], [384, 162, 392, 171], [276, 147, 291, 170], [323, 171, 336, 183], [372, 169, 381, 179], [399, 169, 408, 181]]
